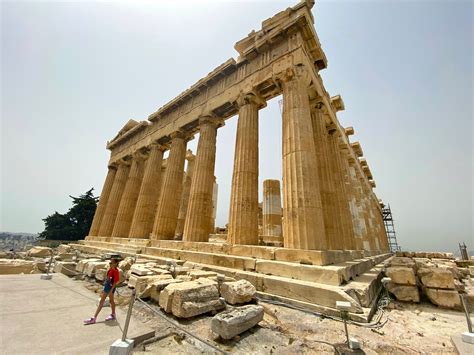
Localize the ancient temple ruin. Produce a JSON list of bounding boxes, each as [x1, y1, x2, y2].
[[78, 0, 391, 319]]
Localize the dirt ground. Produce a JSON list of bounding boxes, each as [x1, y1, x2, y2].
[[81, 279, 467, 354]]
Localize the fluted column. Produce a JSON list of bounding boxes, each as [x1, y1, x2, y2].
[[227, 94, 262, 245], [209, 179, 218, 235], [281, 68, 327, 250], [183, 117, 221, 242], [311, 104, 341, 249], [175, 151, 196, 239], [111, 153, 145, 238], [262, 180, 282, 237], [129, 143, 165, 238], [348, 161, 368, 251], [151, 131, 188, 240], [88, 165, 117, 237], [98, 161, 130, 237], [360, 178, 378, 251]]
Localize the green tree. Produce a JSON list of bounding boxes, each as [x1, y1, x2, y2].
[[39, 188, 99, 241]]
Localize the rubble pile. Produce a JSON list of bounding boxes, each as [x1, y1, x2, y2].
[[383, 254, 473, 310]]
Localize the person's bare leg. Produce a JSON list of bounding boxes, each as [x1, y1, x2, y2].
[[94, 292, 107, 319], [109, 290, 116, 316]]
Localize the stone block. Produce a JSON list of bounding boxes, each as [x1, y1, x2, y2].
[[229, 245, 276, 260], [130, 264, 154, 276], [385, 281, 419, 302], [27, 247, 52, 258], [220, 280, 256, 305], [418, 268, 455, 289], [128, 274, 173, 295], [211, 305, 264, 339], [387, 257, 415, 269], [150, 279, 183, 303], [85, 261, 109, 277], [56, 253, 75, 261], [53, 262, 77, 276], [424, 288, 461, 309], [95, 268, 107, 281], [189, 270, 217, 280], [57, 244, 72, 254], [118, 257, 134, 271], [0, 259, 36, 274], [255, 260, 344, 286], [274, 249, 328, 265], [34, 261, 47, 272], [76, 258, 100, 273], [385, 267, 417, 285]]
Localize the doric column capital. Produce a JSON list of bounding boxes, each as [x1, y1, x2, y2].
[[275, 65, 311, 87], [107, 162, 118, 170], [170, 130, 194, 142], [149, 141, 166, 152], [198, 115, 225, 128], [235, 91, 266, 109], [117, 157, 132, 167], [132, 149, 148, 162]]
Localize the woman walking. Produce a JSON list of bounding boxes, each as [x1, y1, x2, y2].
[[84, 258, 120, 324]]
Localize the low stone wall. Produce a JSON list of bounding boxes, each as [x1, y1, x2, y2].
[[383, 256, 472, 310]]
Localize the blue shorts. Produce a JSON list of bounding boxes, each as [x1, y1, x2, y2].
[[103, 280, 115, 294]]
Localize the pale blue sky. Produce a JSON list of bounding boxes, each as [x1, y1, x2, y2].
[[1, 0, 472, 253]]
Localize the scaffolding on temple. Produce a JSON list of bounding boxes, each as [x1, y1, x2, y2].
[[382, 204, 400, 253]]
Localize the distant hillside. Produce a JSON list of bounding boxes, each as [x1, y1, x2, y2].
[[0, 232, 38, 251]]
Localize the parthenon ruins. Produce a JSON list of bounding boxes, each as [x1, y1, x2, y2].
[[81, 0, 391, 317]]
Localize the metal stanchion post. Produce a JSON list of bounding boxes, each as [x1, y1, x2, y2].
[[122, 289, 136, 342], [460, 293, 474, 344], [40, 250, 54, 280]]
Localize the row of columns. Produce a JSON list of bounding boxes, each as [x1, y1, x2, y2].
[[89, 65, 388, 252]]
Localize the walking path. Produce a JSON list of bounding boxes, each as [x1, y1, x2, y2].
[[0, 273, 154, 355]]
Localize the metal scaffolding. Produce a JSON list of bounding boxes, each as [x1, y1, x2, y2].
[[382, 204, 400, 253]]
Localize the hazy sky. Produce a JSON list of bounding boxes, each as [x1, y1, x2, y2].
[[1, 0, 472, 253]]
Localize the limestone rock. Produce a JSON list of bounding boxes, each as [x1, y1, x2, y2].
[[95, 268, 107, 281], [424, 288, 461, 309], [159, 278, 224, 317], [118, 257, 134, 271], [385, 281, 419, 302], [221, 280, 256, 305], [387, 257, 415, 269], [211, 305, 264, 339], [27, 247, 52, 258], [418, 268, 455, 289], [54, 262, 77, 276], [34, 261, 47, 272], [85, 261, 109, 277], [385, 267, 416, 286], [76, 258, 100, 273], [57, 244, 72, 254], [56, 253, 75, 261], [130, 264, 154, 276], [150, 279, 183, 303], [0, 258, 36, 274], [189, 270, 217, 280], [129, 274, 173, 295]]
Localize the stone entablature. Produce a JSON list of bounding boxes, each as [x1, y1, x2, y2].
[[87, 0, 390, 254]]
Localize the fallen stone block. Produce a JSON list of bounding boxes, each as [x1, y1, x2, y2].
[[95, 268, 107, 281], [85, 261, 109, 277], [34, 261, 47, 273], [150, 279, 183, 303], [211, 305, 264, 340], [0, 259, 36, 274], [387, 257, 415, 269], [27, 247, 52, 258], [56, 253, 75, 261], [129, 274, 173, 295], [130, 264, 154, 276], [54, 262, 78, 276], [76, 258, 100, 273], [220, 280, 256, 305], [385, 267, 417, 285], [418, 268, 455, 289], [386, 282, 419, 302], [424, 288, 461, 309], [57, 244, 72, 254], [118, 257, 134, 271]]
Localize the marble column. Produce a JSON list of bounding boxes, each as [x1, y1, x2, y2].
[[281, 69, 327, 250], [227, 94, 261, 245], [262, 179, 282, 237], [98, 161, 130, 237], [175, 150, 196, 239], [348, 160, 369, 251], [128, 143, 165, 238], [310, 104, 340, 249], [88, 165, 117, 237], [360, 179, 378, 251], [151, 131, 188, 240], [111, 153, 145, 238], [208, 179, 218, 235], [327, 130, 353, 250], [183, 117, 220, 242]]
